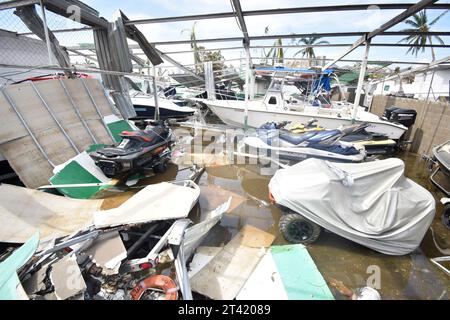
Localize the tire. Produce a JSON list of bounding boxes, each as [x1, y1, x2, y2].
[[153, 159, 168, 174], [442, 204, 450, 230], [279, 213, 321, 244]]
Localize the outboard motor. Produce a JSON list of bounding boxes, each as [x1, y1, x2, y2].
[[383, 106, 417, 128]]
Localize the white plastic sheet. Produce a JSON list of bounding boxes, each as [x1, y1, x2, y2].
[[269, 158, 435, 255], [93, 182, 200, 228]]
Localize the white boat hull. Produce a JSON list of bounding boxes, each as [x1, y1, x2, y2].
[[202, 100, 407, 140]]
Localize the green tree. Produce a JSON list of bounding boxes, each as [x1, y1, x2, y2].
[[262, 26, 287, 66], [399, 9, 448, 61], [182, 22, 225, 74], [200, 49, 225, 76], [294, 35, 329, 67]]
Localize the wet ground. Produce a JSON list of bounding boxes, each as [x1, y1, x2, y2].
[[99, 127, 450, 300]]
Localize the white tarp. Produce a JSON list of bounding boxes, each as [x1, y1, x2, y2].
[[0, 182, 200, 243], [93, 182, 200, 228], [0, 184, 102, 244], [269, 158, 435, 255]]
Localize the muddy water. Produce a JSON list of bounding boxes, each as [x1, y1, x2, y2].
[[195, 152, 450, 300], [99, 131, 450, 300]]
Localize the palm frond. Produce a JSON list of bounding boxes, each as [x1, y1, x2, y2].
[[404, 19, 419, 28], [430, 9, 449, 26], [434, 35, 445, 45]]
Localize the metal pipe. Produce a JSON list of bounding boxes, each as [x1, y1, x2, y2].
[[80, 78, 115, 141], [323, 0, 439, 70], [30, 81, 80, 153], [173, 243, 192, 300], [152, 67, 160, 121], [1, 89, 55, 167], [244, 51, 250, 130], [59, 79, 98, 144], [39, 0, 53, 65], [352, 39, 371, 122]]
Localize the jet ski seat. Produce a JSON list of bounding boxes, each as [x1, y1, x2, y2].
[[279, 129, 341, 145]]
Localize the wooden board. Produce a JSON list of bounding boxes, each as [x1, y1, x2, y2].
[[190, 225, 275, 300]]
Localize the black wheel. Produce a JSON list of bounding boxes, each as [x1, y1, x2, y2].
[[442, 204, 450, 230], [279, 213, 321, 244], [153, 159, 168, 174]]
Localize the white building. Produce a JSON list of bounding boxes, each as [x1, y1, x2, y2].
[[372, 65, 450, 102]]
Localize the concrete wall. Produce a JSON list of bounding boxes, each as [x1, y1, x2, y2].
[[370, 95, 450, 155]]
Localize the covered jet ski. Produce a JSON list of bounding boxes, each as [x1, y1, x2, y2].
[[268, 158, 435, 255], [242, 121, 366, 163], [89, 121, 173, 178]]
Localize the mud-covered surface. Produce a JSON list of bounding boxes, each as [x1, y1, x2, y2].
[[98, 128, 450, 300]]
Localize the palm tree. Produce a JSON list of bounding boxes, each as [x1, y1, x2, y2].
[[294, 35, 329, 67], [399, 9, 448, 61], [265, 38, 284, 66], [261, 26, 284, 66]]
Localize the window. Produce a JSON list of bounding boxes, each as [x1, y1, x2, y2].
[[268, 96, 277, 105]]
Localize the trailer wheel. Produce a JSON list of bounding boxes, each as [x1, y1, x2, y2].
[[279, 214, 321, 244], [442, 204, 450, 230]]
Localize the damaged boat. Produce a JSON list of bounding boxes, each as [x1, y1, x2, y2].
[[0, 179, 232, 300], [196, 68, 409, 140]]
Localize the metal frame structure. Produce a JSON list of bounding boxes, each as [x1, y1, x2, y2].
[[2, 0, 450, 103]]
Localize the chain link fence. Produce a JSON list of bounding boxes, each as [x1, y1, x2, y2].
[[0, 3, 96, 85]]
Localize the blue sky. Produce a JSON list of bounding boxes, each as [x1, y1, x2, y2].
[[83, 0, 450, 68], [1, 0, 450, 69]]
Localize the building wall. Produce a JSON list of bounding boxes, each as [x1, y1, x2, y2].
[[370, 94, 450, 155], [373, 69, 450, 101]]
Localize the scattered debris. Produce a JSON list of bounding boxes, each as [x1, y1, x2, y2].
[[191, 225, 275, 300], [0, 184, 102, 244], [237, 245, 334, 300], [0, 79, 124, 189], [50, 255, 86, 300], [93, 181, 200, 228], [0, 232, 39, 300], [188, 247, 222, 278]]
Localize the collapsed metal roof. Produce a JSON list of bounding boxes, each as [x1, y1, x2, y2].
[[1, 0, 450, 85]]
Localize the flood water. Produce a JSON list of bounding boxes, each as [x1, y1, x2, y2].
[[100, 127, 450, 300]]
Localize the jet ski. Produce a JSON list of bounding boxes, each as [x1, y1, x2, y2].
[[242, 121, 367, 163], [89, 121, 174, 178], [286, 119, 396, 155], [424, 140, 450, 196]]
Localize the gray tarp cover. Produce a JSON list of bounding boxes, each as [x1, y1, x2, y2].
[[269, 158, 435, 255]]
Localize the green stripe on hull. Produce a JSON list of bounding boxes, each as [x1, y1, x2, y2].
[[49, 161, 103, 199], [270, 245, 334, 300]]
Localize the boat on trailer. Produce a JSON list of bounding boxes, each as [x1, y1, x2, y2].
[[194, 68, 408, 140]]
